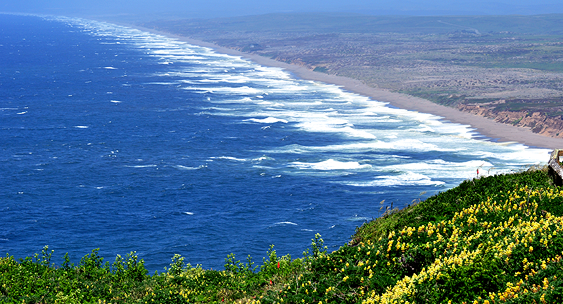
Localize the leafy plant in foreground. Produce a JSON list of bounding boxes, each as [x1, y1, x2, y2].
[[3, 168, 563, 303]]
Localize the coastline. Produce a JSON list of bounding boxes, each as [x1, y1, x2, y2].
[[134, 25, 563, 150]]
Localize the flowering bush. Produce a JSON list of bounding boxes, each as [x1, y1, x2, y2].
[[3, 167, 563, 303]]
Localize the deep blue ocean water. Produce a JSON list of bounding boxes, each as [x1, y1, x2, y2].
[[0, 14, 549, 272]]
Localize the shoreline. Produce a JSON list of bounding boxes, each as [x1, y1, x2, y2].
[[134, 25, 563, 150]]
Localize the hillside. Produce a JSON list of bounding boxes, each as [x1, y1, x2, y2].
[[2, 166, 563, 303]]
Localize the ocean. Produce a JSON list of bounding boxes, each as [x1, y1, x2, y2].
[[0, 14, 549, 272]]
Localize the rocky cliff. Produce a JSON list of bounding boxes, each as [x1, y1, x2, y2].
[[458, 104, 563, 138]]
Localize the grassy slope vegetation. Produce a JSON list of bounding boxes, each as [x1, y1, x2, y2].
[[3, 167, 563, 303]]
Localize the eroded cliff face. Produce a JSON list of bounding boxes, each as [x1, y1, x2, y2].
[[458, 104, 563, 138]]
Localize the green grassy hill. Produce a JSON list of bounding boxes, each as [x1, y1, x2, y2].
[[3, 166, 563, 303]]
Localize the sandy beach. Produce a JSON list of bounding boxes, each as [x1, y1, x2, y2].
[[134, 25, 563, 150]]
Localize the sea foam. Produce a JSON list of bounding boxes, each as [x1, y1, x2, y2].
[[291, 159, 372, 170]]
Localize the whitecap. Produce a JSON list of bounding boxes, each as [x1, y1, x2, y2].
[[376, 159, 497, 180], [345, 172, 445, 187], [410, 124, 436, 133], [254, 156, 273, 161], [124, 165, 157, 168], [103, 67, 118, 69], [245, 117, 288, 124], [459, 160, 494, 168], [346, 216, 370, 222], [184, 86, 261, 95], [341, 126, 377, 139], [267, 103, 285, 108], [273, 221, 298, 226], [145, 82, 178, 85], [291, 159, 372, 170], [74, 126, 89, 129], [294, 121, 376, 139], [183, 212, 194, 215], [110, 100, 122, 103], [174, 165, 201, 170], [284, 139, 457, 153], [210, 156, 247, 162]]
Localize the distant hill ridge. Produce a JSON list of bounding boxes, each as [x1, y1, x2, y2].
[[144, 13, 563, 35]]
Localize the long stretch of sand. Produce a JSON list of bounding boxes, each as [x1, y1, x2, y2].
[[134, 25, 563, 150]]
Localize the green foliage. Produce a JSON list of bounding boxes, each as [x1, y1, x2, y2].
[[224, 253, 256, 274], [4, 167, 563, 303], [313, 66, 329, 73], [166, 254, 187, 276], [352, 167, 553, 244], [400, 89, 468, 106]]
